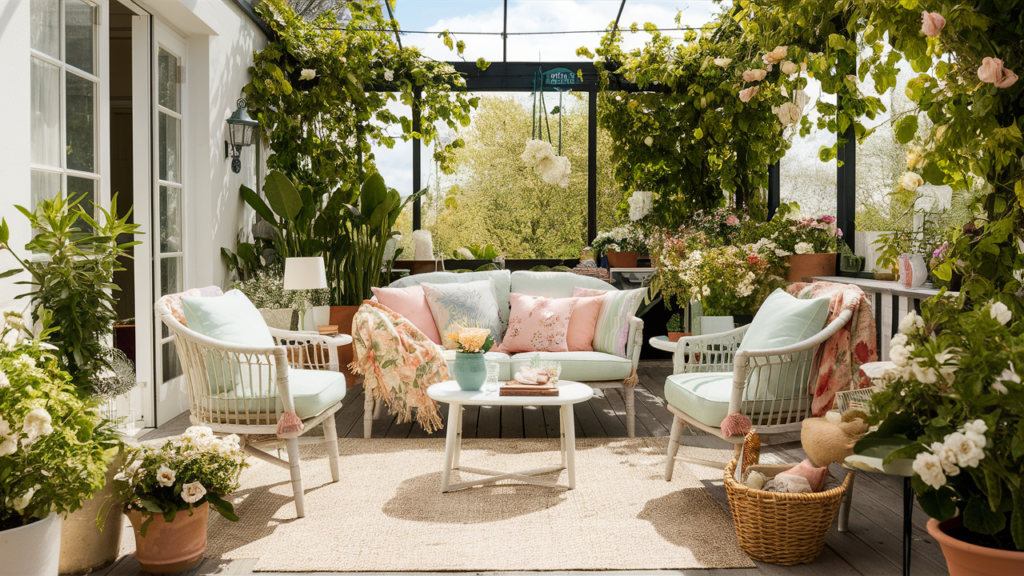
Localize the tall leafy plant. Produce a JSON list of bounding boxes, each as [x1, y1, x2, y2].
[[1, 194, 141, 395]]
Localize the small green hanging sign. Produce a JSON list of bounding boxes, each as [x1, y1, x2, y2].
[[542, 67, 580, 87]]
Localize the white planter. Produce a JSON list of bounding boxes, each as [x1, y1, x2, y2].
[[300, 305, 332, 331], [696, 315, 734, 336], [59, 452, 124, 574], [0, 513, 63, 576]]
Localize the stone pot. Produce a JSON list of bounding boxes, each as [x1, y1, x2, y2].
[[127, 503, 209, 574], [928, 516, 1024, 576], [329, 305, 361, 387], [59, 451, 124, 574], [0, 513, 63, 576], [606, 251, 639, 268], [786, 253, 837, 282]]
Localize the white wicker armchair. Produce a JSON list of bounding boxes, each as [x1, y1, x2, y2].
[[663, 309, 853, 479], [156, 299, 352, 518]]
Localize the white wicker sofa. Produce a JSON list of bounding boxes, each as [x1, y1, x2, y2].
[[366, 269, 644, 437]]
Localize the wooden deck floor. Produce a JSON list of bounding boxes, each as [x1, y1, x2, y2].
[[97, 361, 948, 576]]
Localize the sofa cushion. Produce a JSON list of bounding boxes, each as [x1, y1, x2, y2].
[[371, 285, 442, 344], [510, 270, 616, 298], [509, 351, 633, 382], [389, 270, 512, 332], [566, 295, 604, 352], [665, 372, 735, 428], [181, 290, 274, 347], [498, 293, 577, 353], [423, 280, 504, 348], [573, 287, 645, 357], [211, 368, 346, 420], [439, 349, 512, 381]]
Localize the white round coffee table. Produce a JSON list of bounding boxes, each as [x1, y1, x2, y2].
[[426, 380, 594, 493]]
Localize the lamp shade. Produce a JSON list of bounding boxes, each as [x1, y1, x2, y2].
[[283, 257, 328, 291]]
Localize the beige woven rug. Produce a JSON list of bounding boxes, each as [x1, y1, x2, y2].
[[206, 437, 755, 572]]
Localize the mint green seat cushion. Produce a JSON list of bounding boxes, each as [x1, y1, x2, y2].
[[510, 351, 633, 382], [665, 372, 735, 427], [211, 368, 346, 420]]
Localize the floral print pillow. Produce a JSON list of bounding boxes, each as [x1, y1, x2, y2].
[[422, 280, 504, 349], [498, 293, 578, 353]]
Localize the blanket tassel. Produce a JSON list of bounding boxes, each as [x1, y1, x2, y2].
[[276, 411, 304, 439]]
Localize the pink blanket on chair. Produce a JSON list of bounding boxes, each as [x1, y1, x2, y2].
[[786, 282, 877, 416]]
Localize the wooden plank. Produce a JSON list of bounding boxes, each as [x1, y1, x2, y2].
[[475, 403, 501, 438], [542, 405, 561, 439], [500, 405, 525, 438], [335, 388, 369, 438], [589, 388, 632, 437], [572, 398, 605, 438], [522, 404, 546, 438], [610, 384, 668, 437], [461, 404, 480, 439], [370, 405, 399, 438]]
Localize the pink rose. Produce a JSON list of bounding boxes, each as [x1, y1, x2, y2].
[[742, 69, 767, 82], [820, 215, 836, 223], [978, 57, 1019, 88], [762, 45, 788, 66], [738, 86, 759, 103], [726, 214, 740, 226], [921, 12, 946, 37]]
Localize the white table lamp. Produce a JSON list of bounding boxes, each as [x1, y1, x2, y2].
[[284, 257, 328, 329]]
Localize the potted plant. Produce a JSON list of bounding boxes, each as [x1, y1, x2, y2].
[[0, 321, 120, 576], [666, 314, 688, 342], [765, 212, 842, 282], [114, 426, 246, 574], [592, 226, 643, 268], [855, 300, 1024, 575], [447, 328, 496, 391]]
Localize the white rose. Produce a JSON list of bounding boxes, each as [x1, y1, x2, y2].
[[713, 57, 733, 67], [21, 407, 53, 447], [774, 248, 791, 257], [12, 485, 38, 512], [644, 136, 654, 147], [990, 301, 1012, 325], [0, 369, 8, 388], [180, 481, 207, 504], [994, 361, 1019, 394], [299, 68, 316, 81], [944, 432, 985, 468], [0, 417, 15, 457], [156, 465, 176, 487], [913, 452, 947, 489], [185, 426, 213, 438], [384, 69, 394, 82], [910, 360, 939, 384], [900, 172, 924, 191], [930, 442, 961, 476], [890, 343, 915, 367], [794, 242, 813, 254], [780, 60, 799, 75], [890, 333, 908, 348], [898, 311, 925, 335], [963, 419, 987, 437]]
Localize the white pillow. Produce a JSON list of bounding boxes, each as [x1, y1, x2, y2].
[[422, 280, 504, 349]]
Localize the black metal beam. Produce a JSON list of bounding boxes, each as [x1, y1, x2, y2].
[[767, 161, 780, 221], [450, 61, 648, 92], [502, 0, 508, 62], [837, 124, 856, 250], [612, 0, 627, 33], [412, 87, 421, 230], [588, 88, 598, 244], [383, 0, 402, 50]]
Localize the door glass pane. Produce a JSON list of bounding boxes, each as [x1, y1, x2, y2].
[[30, 0, 60, 59], [158, 113, 180, 183], [30, 170, 61, 209], [158, 48, 179, 112], [66, 175, 96, 227], [160, 185, 182, 253], [160, 257, 182, 296], [65, 0, 95, 74], [162, 341, 182, 381], [66, 72, 96, 172], [31, 58, 61, 167]]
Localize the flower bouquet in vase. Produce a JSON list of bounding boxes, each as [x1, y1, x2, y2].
[[447, 328, 495, 391], [114, 427, 246, 574]]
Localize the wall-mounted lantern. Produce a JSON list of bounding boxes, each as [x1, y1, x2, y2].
[[224, 98, 258, 174]]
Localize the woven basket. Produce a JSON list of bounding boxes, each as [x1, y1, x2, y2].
[[724, 457, 851, 565], [571, 267, 610, 282]]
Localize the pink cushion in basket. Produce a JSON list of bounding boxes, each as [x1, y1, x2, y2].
[[498, 293, 578, 353], [777, 458, 828, 492], [566, 295, 605, 352], [370, 285, 442, 344]]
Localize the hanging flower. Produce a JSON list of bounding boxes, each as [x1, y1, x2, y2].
[[906, 146, 925, 169], [628, 191, 653, 221], [299, 68, 316, 81], [713, 57, 732, 67], [990, 301, 1012, 325], [978, 57, 1018, 88], [762, 45, 788, 65], [738, 86, 759, 103], [900, 172, 924, 191], [742, 69, 767, 82], [644, 136, 654, 147], [780, 61, 799, 76], [772, 102, 801, 126], [384, 69, 395, 82], [921, 12, 946, 37]]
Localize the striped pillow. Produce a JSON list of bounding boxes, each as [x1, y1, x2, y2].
[[572, 287, 646, 357]]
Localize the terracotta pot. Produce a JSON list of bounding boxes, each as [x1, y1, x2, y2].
[[786, 253, 837, 282], [59, 451, 124, 574], [606, 251, 638, 268], [667, 332, 690, 343], [0, 513, 62, 576], [394, 259, 443, 275], [329, 305, 362, 387], [928, 516, 1024, 576], [127, 503, 208, 574]]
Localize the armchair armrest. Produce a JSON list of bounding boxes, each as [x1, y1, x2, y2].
[[268, 328, 353, 372], [625, 316, 644, 368], [673, 325, 749, 375]]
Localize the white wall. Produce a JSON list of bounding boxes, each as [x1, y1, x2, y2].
[[0, 0, 33, 310]]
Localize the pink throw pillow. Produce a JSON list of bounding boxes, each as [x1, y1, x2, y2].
[[777, 458, 828, 492], [566, 295, 604, 352], [498, 293, 578, 353], [158, 289, 202, 326], [371, 285, 442, 344]]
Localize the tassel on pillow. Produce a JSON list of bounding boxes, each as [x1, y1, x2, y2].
[[720, 413, 752, 437], [276, 411, 304, 439]]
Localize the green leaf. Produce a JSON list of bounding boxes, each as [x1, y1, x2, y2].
[[476, 58, 490, 71], [964, 497, 1007, 535], [895, 115, 919, 144], [240, 185, 277, 225], [207, 494, 239, 522], [852, 436, 916, 460], [0, 218, 8, 244], [236, 242, 257, 264], [359, 172, 388, 216], [985, 469, 1003, 512], [0, 269, 21, 279], [1012, 485, 1024, 550], [914, 483, 957, 520], [263, 170, 303, 221]]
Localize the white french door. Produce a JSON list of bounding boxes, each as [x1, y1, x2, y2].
[[152, 23, 188, 426]]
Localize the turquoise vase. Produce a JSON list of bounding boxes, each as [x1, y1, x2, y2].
[[453, 352, 486, 391]]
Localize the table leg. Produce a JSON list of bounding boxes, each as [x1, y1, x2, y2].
[[559, 407, 566, 467], [452, 405, 463, 469], [903, 476, 913, 576], [441, 403, 460, 493], [563, 404, 577, 490]]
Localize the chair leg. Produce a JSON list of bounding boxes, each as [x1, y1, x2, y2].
[[323, 414, 340, 483], [285, 437, 305, 518], [364, 392, 375, 438], [838, 469, 855, 532], [665, 416, 683, 481], [623, 386, 636, 438]]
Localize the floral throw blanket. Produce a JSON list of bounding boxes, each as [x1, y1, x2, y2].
[[349, 301, 449, 433], [786, 282, 877, 416]]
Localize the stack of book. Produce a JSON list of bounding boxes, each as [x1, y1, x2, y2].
[[499, 382, 559, 396]]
